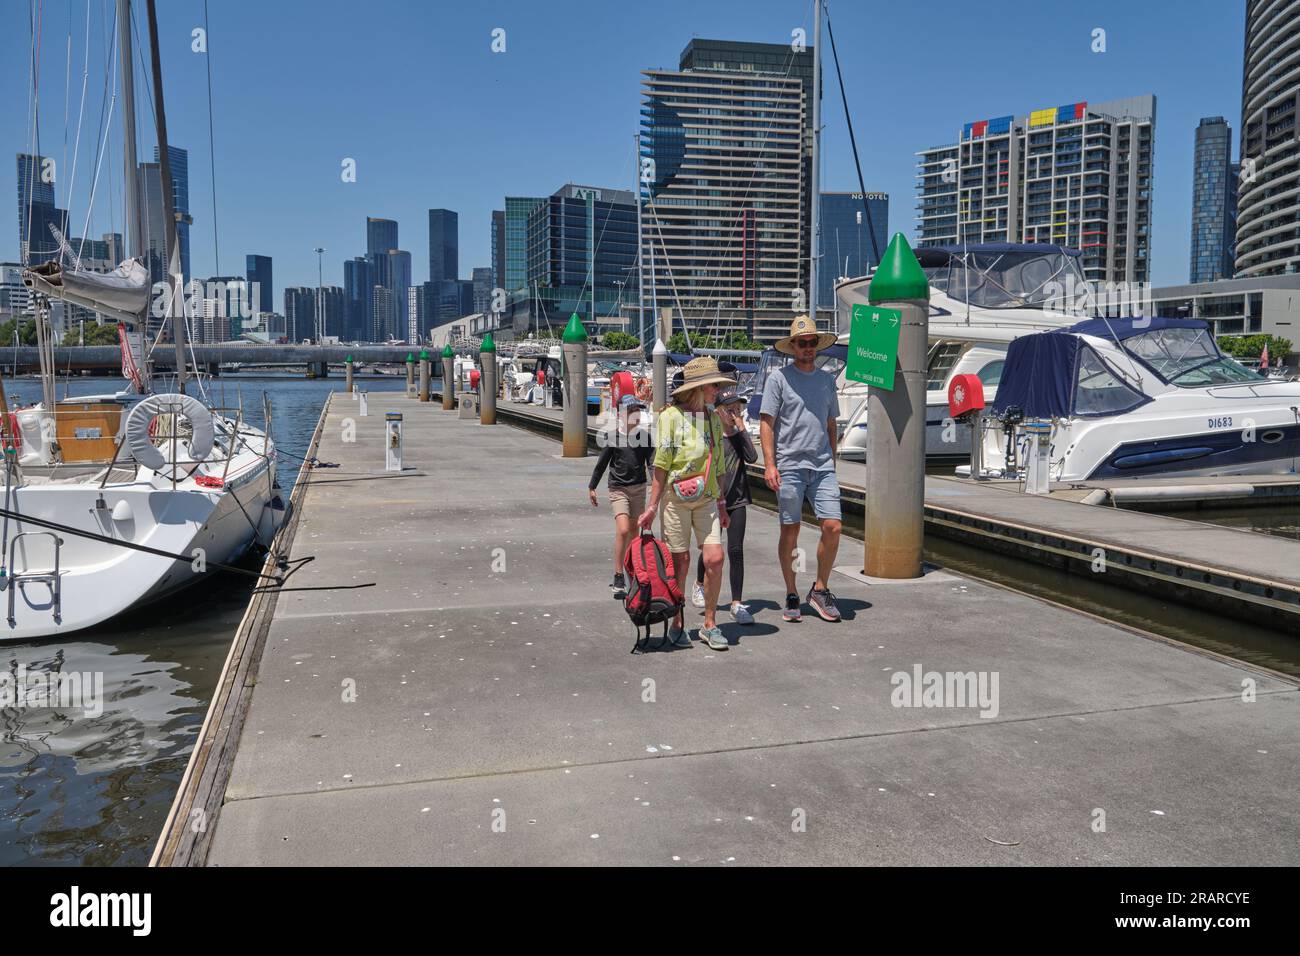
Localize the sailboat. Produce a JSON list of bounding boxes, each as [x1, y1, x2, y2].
[[5, 0, 280, 642]]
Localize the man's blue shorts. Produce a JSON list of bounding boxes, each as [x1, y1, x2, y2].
[[777, 468, 842, 525]]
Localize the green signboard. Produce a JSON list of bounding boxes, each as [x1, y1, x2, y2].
[[846, 303, 902, 390]]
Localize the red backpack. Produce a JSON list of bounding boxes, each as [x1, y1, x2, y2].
[[623, 530, 685, 653]]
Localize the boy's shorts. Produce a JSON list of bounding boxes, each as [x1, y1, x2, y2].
[[609, 483, 646, 521], [777, 468, 842, 525]]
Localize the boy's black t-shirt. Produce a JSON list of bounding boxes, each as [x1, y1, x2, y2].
[[589, 431, 654, 490]]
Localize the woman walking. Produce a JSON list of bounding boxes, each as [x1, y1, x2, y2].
[[638, 357, 735, 651], [692, 386, 757, 623]]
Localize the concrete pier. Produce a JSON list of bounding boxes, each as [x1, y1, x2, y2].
[[170, 392, 1300, 866]]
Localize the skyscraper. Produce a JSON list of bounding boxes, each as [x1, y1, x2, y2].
[[344, 256, 373, 341], [916, 96, 1156, 284], [1190, 117, 1237, 283], [15, 152, 56, 261], [428, 209, 458, 285], [491, 209, 506, 292], [246, 254, 274, 313], [1235, 0, 1300, 277], [818, 192, 888, 310], [471, 266, 494, 315], [366, 217, 398, 289], [283, 286, 316, 343], [640, 39, 813, 341], [504, 197, 544, 292], [153, 146, 192, 282], [371, 286, 393, 341], [387, 249, 412, 341]]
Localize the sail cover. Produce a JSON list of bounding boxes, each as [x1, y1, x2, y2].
[[990, 331, 1080, 419], [22, 257, 151, 322]]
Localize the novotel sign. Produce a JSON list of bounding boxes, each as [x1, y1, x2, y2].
[[850, 192, 888, 200]]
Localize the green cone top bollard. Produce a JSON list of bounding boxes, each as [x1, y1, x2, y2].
[[345, 353, 355, 394], [561, 313, 588, 457], [480, 333, 498, 425], [416, 348, 430, 403], [863, 233, 930, 579], [440, 345, 455, 410], [405, 352, 416, 396]]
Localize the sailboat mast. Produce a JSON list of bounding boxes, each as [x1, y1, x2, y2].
[[635, 132, 644, 346], [809, 0, 821, 327], [117, 0, 141, 261], [144, 0, 188, 393]]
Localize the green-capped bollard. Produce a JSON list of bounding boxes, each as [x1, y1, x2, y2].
[[418, 349, 431, 403], [652, 337, 668, 413], [405, 352, 415, 398], [863, 232, 930, 579], [561, 313, 588, 458], [479, 334, 497, 425], [345, 354, 354, 394], [441, 344, 455, 410]]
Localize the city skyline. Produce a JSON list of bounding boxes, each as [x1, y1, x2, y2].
[[0, 1, 1252, 300]]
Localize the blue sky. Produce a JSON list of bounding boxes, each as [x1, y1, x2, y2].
[[3, 0, 1245, 298]]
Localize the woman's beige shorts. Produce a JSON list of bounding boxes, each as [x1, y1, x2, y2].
[[609, 483, 646, 521], [661, 495, 721, 553]]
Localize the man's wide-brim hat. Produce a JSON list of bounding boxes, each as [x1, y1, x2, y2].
[[775, 314, 837, 355], [671, 356, 736, 397]]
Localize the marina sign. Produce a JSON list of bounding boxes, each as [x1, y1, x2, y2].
[[846, 303, 901, 390]]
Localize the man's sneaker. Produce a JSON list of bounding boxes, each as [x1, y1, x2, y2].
[[670, 624, 691, 648], [698, 626, 729, 651], [729, 602, 754, 625], [610, 573, 627, 598], [692, 582, 706, 608], [806, 586, 842, 623], [783, 593, 802, 622]]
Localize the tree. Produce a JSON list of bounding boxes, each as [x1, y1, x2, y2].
[[62, 321, 121, 346], [1217, 333, 1292, 362], [0, 318, 38, 346], [666, 331, 764, 353], [600, 331, 640, 350]]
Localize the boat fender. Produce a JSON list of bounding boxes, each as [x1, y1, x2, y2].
[[126, 393, 215, 472]]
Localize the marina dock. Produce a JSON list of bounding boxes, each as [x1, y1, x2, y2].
[[157, 391, 1299, 866], [495, 401, 1300, 631]]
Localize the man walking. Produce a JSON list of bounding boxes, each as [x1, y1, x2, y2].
[[759, 315, 843, 623]]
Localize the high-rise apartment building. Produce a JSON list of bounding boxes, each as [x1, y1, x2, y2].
[[15, 152, 56, 261], [246, 254, 274, 313], [344, 256, 373, 341], [428, 209, 458, 286], [1235, 0, 1300, 277], [640, 39, 813, 341], [471, 266, 494, 315], [491, 210, 506, 293], [366, 217, 398, 289], [387, 249, 411, 337], [1190, 117, 1238, 283], [818, 192, 888, 310], [917, 96, 1156, 284], [283, 286, 316, 343]]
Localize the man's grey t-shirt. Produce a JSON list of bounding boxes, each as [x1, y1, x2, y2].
[[761, 364, 838, 472]]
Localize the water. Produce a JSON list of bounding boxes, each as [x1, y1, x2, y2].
[[0, 374, 406, 866]]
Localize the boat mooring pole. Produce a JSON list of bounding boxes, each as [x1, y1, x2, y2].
[[480, 334, 497, 425], [561, 313, 588, 458], [652, 337, 667, 412], [440, 345, 455, 410], [864, 233, 930, 578], [418, 349, 431, 403], [405, 352, 415, 398], [345, 354, 354, 394]]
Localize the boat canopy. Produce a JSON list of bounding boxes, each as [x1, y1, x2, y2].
[[1066, 316, 1207, 340], [919, 243, 1087, 311], [991, 329, 1151, 419]]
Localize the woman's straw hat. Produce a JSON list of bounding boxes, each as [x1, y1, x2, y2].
[[774, 314, 837, 356], [671, 356, 737, 397]]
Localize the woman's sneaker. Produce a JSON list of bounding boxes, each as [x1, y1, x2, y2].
[[698, 626, 729, 651], [729, 602, 754, 625], [610, 573, 627, 598], [692, 582, 706, 608], [806, 586, 842, 623], [670, 624, 691, 648], [783, 593, 802, 622]]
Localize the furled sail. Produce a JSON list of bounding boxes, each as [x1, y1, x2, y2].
[[22, 257, 151, 324]]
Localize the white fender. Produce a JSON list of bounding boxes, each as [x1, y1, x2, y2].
[[125, 393, 215, 472]]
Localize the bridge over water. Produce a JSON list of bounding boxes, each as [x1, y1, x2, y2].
[[3, 343, 449, 375]]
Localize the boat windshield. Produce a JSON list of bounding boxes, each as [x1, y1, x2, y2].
[[1120, 326, 1260, 386], [925, 248, 1086, 310]]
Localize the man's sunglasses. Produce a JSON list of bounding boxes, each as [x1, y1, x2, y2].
[[793, 337, 820, 348]]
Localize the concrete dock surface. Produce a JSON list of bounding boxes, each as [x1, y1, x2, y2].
[[206, 392, 1299, 866]]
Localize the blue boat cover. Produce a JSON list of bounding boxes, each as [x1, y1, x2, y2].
[[990, 332, 1080, 419], [1067, 316, 1207, 340]]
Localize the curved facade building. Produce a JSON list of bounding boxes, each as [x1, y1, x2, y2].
[[1236, 0, 1300, 277]]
